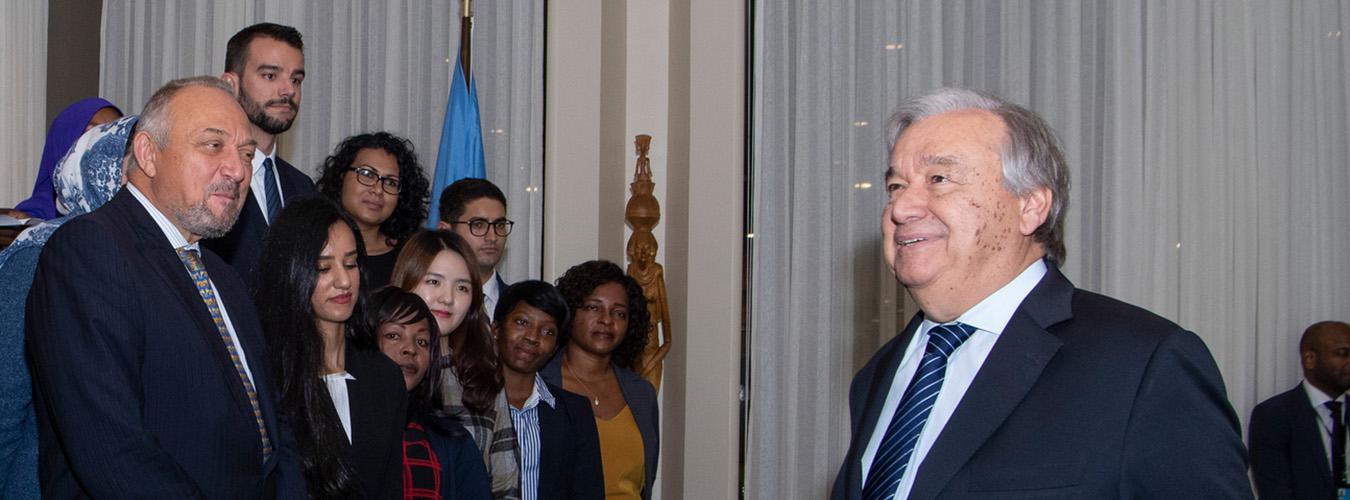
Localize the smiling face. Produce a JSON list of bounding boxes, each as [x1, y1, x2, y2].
[[410, 249, 474, 337], [340, 147, 399, 233], [567, 282, 629, 358], [134, 86, 255, 242], [311, 222, 360, 331], [233, 37, 304, 136], [496, 302, 560, 376], [378, 314, 434, 391], [883, 109, 1050, 321]]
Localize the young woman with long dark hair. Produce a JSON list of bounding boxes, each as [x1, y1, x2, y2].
[[255, 197, 407, 499], [390, 230, 520, 500]]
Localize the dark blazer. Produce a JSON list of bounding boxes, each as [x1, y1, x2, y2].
[[1249, 384, 1338, 500], [537, 384, 605, 500], [333, 347, 408, 500], [25, 188, 303, 498], [420, 415, 493, 500], [542, 358, 659, 500], [831, 265, 1252, 500], [203, 156, 315, 291]]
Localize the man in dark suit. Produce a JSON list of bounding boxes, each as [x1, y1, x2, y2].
[[26, 76, 302, 497], [831, 88, 1251, 499], [1249, 320, 1350, 500], [437, 178, 513, 317], [205, 23, 317, 289], [495, 280, 605, 500]]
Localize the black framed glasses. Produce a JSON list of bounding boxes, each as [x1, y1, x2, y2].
[[450, 218, 515, 237], [346, 166, 402, 195]]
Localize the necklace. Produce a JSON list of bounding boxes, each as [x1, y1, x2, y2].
[[565, 360, 603, 406]]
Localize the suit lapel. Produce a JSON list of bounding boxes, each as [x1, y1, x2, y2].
[[119, 192, 255, 415], [344, 349, 372, 453], [908, 266, 1072, 500], [1294, 386, 1335, 486], [843, 314, 924, 500]]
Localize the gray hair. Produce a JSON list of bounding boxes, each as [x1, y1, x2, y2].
[[884, 87, 1071, 265], [127, 76, 236, 171]]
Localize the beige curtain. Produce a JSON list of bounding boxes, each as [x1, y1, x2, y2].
[[0, 0, 48, 207]]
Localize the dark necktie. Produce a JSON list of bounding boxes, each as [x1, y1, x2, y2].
[[863, 323, 977, 500], [1329, 400, 1347, 487], [262, 157, 281, 221], [177, 248, 273, 460]]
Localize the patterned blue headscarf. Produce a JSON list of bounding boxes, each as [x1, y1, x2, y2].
[[0, 115, 138, 270]]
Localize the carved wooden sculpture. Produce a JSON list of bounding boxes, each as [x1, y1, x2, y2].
[[625, 135, 672, 392]]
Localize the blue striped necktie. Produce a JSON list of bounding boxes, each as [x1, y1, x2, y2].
[[177, 248, 273, 461], [262, 157, 281, 221], [863, 322, 977, 500]]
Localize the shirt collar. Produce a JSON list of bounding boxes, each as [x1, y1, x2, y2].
[[920, 259, 1048, 337], [126, 184, 194, 251], [522, 373, 556, 411], [251, 146, 277, 175], [1304, 379, 1345, 407], [484, 271, 502, 297]]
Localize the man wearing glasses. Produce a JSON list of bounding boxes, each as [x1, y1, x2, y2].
[[437, 178, 514, 318]]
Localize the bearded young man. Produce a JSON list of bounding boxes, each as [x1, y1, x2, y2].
[[205, 22, 318, 290]]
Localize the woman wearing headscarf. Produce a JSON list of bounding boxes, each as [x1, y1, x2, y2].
[[0, 115, 137, 499], [14, 98, 123, 221]]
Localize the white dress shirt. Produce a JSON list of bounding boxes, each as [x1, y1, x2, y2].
[[483, 271, 502, 320], [861, 259, 1048, 499], [322, 371, 357, 443], [126, 184, 257, 387], [1302, 380, 1349, 476], [248, 146, 285, 224]]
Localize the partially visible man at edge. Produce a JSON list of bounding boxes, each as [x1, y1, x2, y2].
[[832, 87, 1251, 499], [205, 22, 317, 290], [26, 76, 303, 497]]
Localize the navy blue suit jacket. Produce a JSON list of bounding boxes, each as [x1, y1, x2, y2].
[[831, 265, 1251, 499], [202, 156, 315, 291], [1249, 384, 1338, 500], [25, 188, 303, 498], [334, 348, 407, 500], [542, 359, 658, 500], [537, 384, 605, 500]]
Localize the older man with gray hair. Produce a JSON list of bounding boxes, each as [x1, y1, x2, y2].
[[26, 75, 303, 497], [832, 88, 1251, 499]]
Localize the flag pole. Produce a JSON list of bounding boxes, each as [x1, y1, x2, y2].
[[460, 0, 473, 76]]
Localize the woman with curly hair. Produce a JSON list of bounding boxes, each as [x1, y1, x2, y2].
[[316, 131, 430, 290], [390, 230, 520, 500], [542, 260, 659, 500], [255, 198, 407, 499]]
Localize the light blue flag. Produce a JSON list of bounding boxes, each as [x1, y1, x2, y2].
[[427, 53, 486, 228]]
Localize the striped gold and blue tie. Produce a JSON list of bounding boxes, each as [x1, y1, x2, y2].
[[177, 247, 273, 461]]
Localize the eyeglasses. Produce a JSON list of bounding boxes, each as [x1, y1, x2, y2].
[[449, 218, 515, 237], [346, 166, 402, 195]]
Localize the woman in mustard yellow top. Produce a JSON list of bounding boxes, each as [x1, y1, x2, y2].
[[542, 260, 659, 500]]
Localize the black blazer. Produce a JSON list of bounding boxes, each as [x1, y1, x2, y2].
[[537, 384, 605, 500], [203, 156, 315, 291], [25, 188, 303, 498], [541, 358, 659, 500], [831, 265, 1252, 499], [1249, 384, 1338, 500], [331, 347, 408, 500]]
